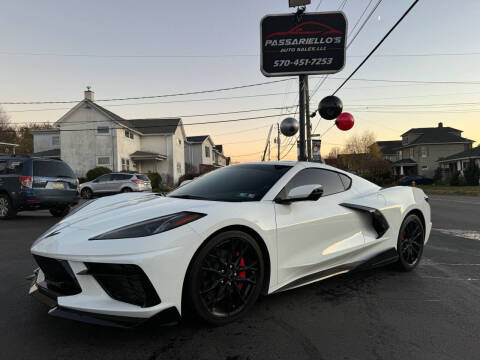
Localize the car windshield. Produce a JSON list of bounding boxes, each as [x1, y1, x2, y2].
[[168, 164, 292, 202]]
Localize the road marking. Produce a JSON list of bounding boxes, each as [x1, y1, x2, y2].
[[433, 228, 480, 241], [422, 263, 480, 266]]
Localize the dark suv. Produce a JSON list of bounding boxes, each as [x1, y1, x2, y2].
[[0, 156, 79, 219]]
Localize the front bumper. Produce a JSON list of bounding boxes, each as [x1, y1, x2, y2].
[[28, 263, 180, 328]]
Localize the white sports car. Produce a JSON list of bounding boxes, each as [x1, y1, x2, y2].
[[29, 162, 431, 327]]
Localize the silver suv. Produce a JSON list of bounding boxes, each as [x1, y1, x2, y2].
[[79, 173, 152, 199]]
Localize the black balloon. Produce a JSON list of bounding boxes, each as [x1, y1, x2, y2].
[[318, 96, 343, 120], [280, 117, 299, 137]]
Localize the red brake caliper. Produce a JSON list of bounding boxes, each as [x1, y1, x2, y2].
[[238, 256, 246, 290]]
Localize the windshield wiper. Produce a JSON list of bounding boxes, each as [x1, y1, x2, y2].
[[169, 194, 208, 200]]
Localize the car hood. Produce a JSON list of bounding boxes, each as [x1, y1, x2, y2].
[[43, 193, 215, 236]]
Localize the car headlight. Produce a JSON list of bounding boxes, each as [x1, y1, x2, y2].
[[89, 211, 206, 240]]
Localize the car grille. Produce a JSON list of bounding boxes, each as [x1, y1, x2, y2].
[[33, 255, 82, 296], [84, 263, 160, 308]]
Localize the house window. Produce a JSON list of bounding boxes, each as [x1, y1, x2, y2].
[[178, 139, 182, 145], [97, 156, 111, 166], [121, 158, 130, 171], [52, 135, 60, 146], [124, 130, 134, 139], [421, 146, 428, 158], [409, 148, 415, 158], [205, 146, 210, 158], [97, 126, 110, 135], [421, 165, 428, 170]]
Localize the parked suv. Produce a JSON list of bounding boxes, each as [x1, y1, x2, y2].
[[79, 173, 152, 199], [0, 156, 79, 219]]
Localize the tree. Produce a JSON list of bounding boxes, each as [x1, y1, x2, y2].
[[463, 161, 480, 186], [0, 106, 17, 153], [327, 146, 341, 159], [16, 122, 54, 154]]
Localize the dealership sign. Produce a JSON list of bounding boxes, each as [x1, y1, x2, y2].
[[261, 12, 347, 77]]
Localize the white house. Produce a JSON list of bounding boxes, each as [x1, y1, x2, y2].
[[185, 135, 229, 174], [32, 88, 186, 185]]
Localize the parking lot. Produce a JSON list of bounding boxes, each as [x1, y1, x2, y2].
[[1, 194, 479, 360]]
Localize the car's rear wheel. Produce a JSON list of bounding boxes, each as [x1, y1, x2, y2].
[[185, 230, 264, 325], [121, 187, 132, 193], [396, 214, 424, 271], [49, 205, 70, 218], [81, 188, 93, 199], [0, 194, 16, 219]]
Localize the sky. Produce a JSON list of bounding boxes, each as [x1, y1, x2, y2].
[[1, 0, 480, 162]]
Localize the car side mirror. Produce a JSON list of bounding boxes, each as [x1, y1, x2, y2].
[[275, 184, 324, 204]]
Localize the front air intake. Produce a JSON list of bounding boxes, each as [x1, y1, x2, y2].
[[84, 263, 160, 308]]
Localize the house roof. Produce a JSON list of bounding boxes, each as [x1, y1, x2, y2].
[[401, 126, 461, 136], [33, 149, 61, 157], [438, 146, 480, 163], [186, 135, 209, 143], [405, 129, 473, 146], [130, 150, 167, 160], [375, 140, 402, 155], [76, 100, 182, 135], [392, 158, 417, 166]]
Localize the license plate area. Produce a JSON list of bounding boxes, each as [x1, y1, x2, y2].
[[46, 182, 66, 190]]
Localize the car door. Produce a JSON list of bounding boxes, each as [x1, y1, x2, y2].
[[92, 174, 113, 193], [274, 168, 367, 287]]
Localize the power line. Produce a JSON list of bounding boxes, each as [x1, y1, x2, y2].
[[0, 78, 294, 105], [332, 0, 420, 96]]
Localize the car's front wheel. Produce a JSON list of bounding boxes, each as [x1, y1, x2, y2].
[[185, 230, 265, 325], [396, 214, 425, 271], [81, 188, 93, 199], [49, 205, 70, 218], [0, 194, 16, 219]]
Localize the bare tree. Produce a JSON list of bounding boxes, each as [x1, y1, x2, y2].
[[343, 131, 376, 155], [327, 146, 341, 159], [0, 106, 11, 129]]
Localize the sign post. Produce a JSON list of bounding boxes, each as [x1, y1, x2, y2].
[[260, 10, 347, 161]]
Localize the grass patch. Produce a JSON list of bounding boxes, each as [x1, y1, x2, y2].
[[418, 185, 480, 196]]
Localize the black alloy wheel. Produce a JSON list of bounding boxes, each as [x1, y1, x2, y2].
[[396, 214, 424, 271], [186, 230, 264, 325], [81, 188, 93, 199]]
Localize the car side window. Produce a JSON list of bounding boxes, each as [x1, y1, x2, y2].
[[95, 174, 112, 182], [111, 174, 131, 181], [283, 168, 346, 197], [0, 160, 7, 174], [6, 160, 24, 174], [339, 173, 352, 190]]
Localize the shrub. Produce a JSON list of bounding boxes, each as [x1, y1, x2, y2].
[[449, 170, 460, 186], [86, 166, 111, 181], [463, 161, 480, 186], [433, 167, 443, 183], [147, 172, 162, 189], [78, 177, 87, 184]]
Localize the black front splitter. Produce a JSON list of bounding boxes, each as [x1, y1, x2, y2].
[[28, 269, 180, 328]]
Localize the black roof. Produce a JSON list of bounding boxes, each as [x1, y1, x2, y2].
[[186, 135, 209, 143], [406, 130, 473, 146], [438, 146, 480, 162], [86, 100, 181, 134], [401, 126, 461, 136], [376, 140, 402, 155], [130, 151, 163, 157]]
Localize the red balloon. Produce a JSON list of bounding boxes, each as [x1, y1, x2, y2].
[[335, 112, 354, 131]]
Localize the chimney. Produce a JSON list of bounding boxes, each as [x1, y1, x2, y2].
[[438, 122, 443, 128], [84, 86, 94, 101]]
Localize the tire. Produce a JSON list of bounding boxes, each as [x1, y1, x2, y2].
[[81, 188, 93, 199], [49, 205, 71, 218], [0, 194, 16, 219], [121, 187, 133, 193], [396, 214, 425, 271], [185, 230, 265, 325]]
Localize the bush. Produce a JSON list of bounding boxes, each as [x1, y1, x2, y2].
[[78, 177, 87, 184], [86, 166, 111, 181], [147, 172, 162, 189], [449, 170, 461, 186], [463, 161, 480, 186], [433, 167, 443, 183]]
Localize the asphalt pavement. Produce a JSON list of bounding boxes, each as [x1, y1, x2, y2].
[[0, 195, 479, 360]]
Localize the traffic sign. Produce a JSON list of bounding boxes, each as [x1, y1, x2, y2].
[[261, 12, 347, 77]]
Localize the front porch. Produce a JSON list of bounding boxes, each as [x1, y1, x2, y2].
[[130, 151, 167, 175], [392, 158, 418, 178]]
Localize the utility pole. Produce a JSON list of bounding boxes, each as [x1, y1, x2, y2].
[[305, 76, 312, 161], [298, 75, 307, 161], [277, 123, 281, 161], [261, 124, 274, 162]]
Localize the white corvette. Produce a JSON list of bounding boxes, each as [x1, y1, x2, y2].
[[29, 162, 431, 327]]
